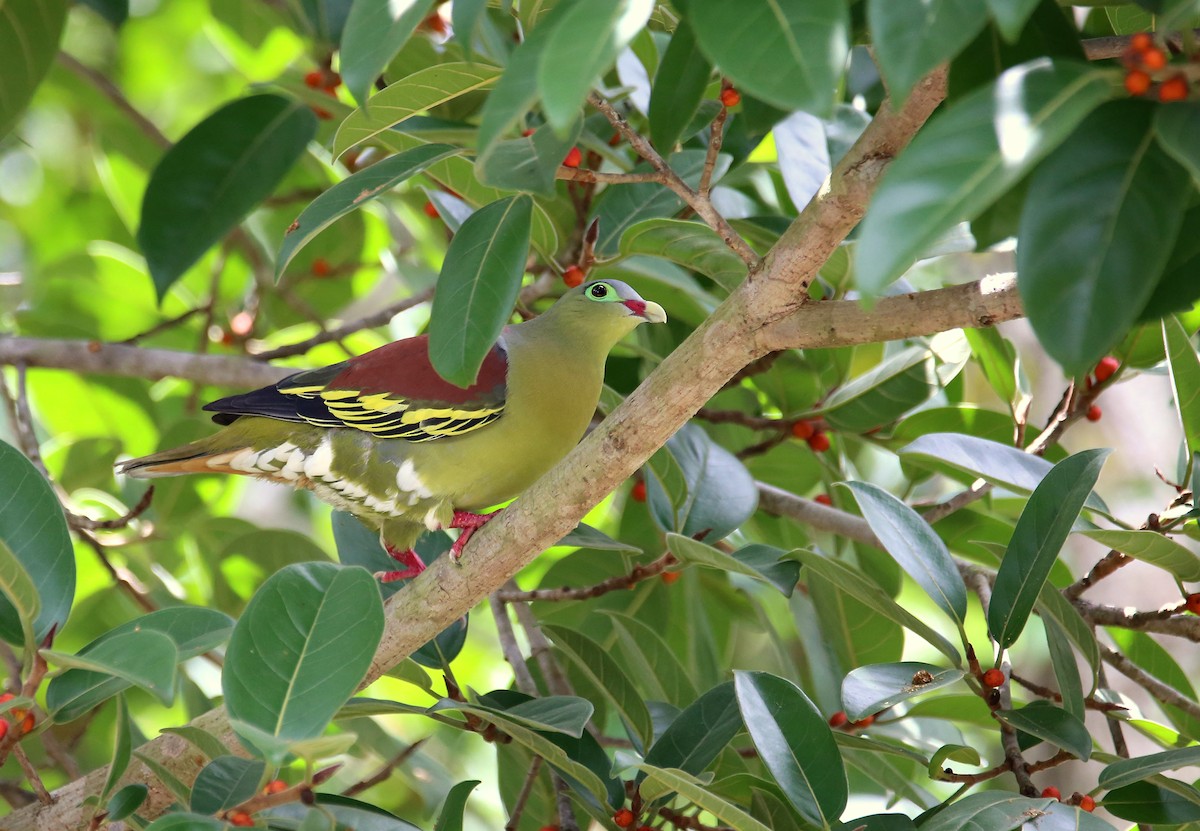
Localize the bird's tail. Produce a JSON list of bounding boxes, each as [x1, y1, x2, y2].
[[116, 434, 254, 479]]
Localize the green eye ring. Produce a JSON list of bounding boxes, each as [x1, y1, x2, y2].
[[585, 281, 617, 301]]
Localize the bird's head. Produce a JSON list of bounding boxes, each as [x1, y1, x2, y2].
[[548, 278, 666, 343]]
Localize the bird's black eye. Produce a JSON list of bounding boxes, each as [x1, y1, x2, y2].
[[589, 283, 609, 299]]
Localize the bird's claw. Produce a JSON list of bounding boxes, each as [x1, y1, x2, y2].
[[378, 544, 427, 583], [446, 509, 500, 564]]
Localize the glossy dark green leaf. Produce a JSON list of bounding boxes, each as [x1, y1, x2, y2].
[[0, 0, 68, 140], [645, 424, 758, 543], [1081, 529, 1200, 582], [106, 784, 148, 822], [1141, 207, 1200, 320], [869, 0, 989, 102], [637, 765, 771, 831], [339, 0, 436, 105], [820, 347, 937, 432], [1156, 100, 1200, 184], [918, 793, 1055, 831], [476, 119, 581, 195], [995, 703, 1091, 760], [45, 630, 178, 705], [841, 482, 967, 625], [590, 149, 710, 255], [138, 94, 315, 298], [984, 0, 1042, 41], [79, 0, 129, 26], [619, 219, 748, 292], [642, 681, 742, 777], [989, 449, 1109, 649], [735, 671, 846, 827], [604, 612, 699, 707], [841, 663, 965, 722], [856, 59, 1111, 295], [433, 780, 479, 831], [1043, 619, 1084, 721], [1100, 746, 1200, 791], [297, 0, 353, 43], [224, 563, 384, 761], [1018, 100, 1191, 373], [144, 814, 226, 831], [1035, 583, 1098, 694], [837, 814, 919, 831], [557, 523, 641, 553], [667, 535, 799, 597], [1163, 315, 1200, 461], [648, 20, 712, 152], [1104, 780, 1200, 824], [100, 694, 133, 803], [428, 195, 532, 387], [276, 144, 460, 277], [190, 756, 266, 815], [537, 0, 653, 130], [47, 606, 233, 721], [333, 63, 500, 158], [688, 0, 849, 116], [268, 796, 422, 831], [0, 439, 73, 646], [0, 540, 39, 653]]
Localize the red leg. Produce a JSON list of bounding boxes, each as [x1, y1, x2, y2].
[[375, 544, 428, 583], [448, 509, 500, 563]]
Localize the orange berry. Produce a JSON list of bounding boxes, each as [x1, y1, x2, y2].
[[423, 201, 439, 219], [608, 131, 622, 147], [311, 258, 332, 277], [1125, 69, 1152, 96], [1184, 593, 1200, 614], [1160, 74, 1190, 101], [720, 87, 741, 108], [562, 265, 585, 288], [264, 779, 287, 794], [828, 711, 848, 728], [0, 693, 13, 704], [228, 811, 254, 827], [1094, 356, 1119, 382], [1079, 795, 1096, 813], [423, 12, 447, 35], [807, 432, 830, 453], [304, 70, 323, 89], [790, 419, 815, 440], [19, 713, 33, 735], [661, 571, 681, 585], [1041, 786, 1061, 801], [562, 147, 582, 168], [613, 809, 635, 828], [982, 668, 1005, 688], [852, 714, 875, 729], [1130, 33, 1153, 52], [220, 330, 235, 347], [814, 494, 832, 506], [1086, 405, 1102, 422], [311, 106, 333, 120], [631, 481, 647, 503], [1142, 47, 1167, 70]]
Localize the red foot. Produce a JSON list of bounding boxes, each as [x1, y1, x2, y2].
[[448, 509, 500, 563], [375, 544, 427, 583]]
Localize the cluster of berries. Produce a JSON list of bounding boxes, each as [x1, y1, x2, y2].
[[1083, 355, 1120, 422], [0, 692, 33, 740], [1123, 33, 1190, 101], [791, 418, 830, 452], [303, 68, 341, 120], [226, 779, 288, 826], [1039, 786, 1096, 813]]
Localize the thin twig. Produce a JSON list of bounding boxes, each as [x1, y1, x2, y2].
[[504, 757, 543, 831], [1100, 643, 1200, 723], [489, 594, 538, 694], [698, 106, 728, 198], [494, 552, 676, 603], [1008, 673, 1125, 713], [342, 743, 425, 797], [556, 168, 666, 185], [11, 746, 52, 806], [118, 308, 205, 345], [56, 53, 171, 149]]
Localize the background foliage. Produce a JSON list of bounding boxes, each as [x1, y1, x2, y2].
[[2, 0, 1200, 830]]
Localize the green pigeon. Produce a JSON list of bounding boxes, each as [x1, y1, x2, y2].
[[117, 280, 666, 580]]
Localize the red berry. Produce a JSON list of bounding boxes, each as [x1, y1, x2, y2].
[[1079, 795, 1096, 813], [423, 12, 448, 35], [608, 132, 622, 147], [1184, 593, 1200, 614], [1041, 786, 1061, 801], [631, 481, 647, 503], [423, 201, 439, 219], [814, 494, 832, 506], [228, 811, 255, 827], [264, 779, 287, 795], [1142, 46, 1167, 70], [311, 106, 333, 120], [807, 432, 830, 453], [539, 827, 558, 831], [220, 330, 235, 347], [19, 713, 33, 735], [1125, 69, 1152, 96], [791, 419, 815, 440], [562, 265, 585, 288], [1086, 405, 1102, 422], [0, 693, 13, 704], [304, 70, 323, 89], [521, 128, 535, 137], [324, 73, 342, 92], [0, 720, 8, 740], [1130, 33, 1153, 52], [982, 668, 1005, 688], [828, 711, 848, 728], [852, 714, 875, 729], [562, 147, 583, 168], [311, 258, 332, 277], [636, 827, 654, 831], [719, 87, 741, 108], [1094, 356, 1119, 382], [661, 571, 681, 585], [1160, 74, 1190, 101], [613, 809, 635, 828]]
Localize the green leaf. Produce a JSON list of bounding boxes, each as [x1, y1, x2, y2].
[[648, 21, 712, 152], [476, 118, 581, 196], [735, 671, 847, 827], [541, 624, 654, 748], [557, 523, 641, 553], [1104, 780, 1200, 825], [79, 0, 129, 26], [537, 0, 653, 130], [138, 94, 316, 299], [687, 0, 849, 116], [636, 765, 772, 831], [0, 440, 73, 646], [47, 606, 233, 721], [100, 695, 133, 804], [1037, 584, 1099, 691], [144, 814, 226, 831], [984, 0, 1042, 41], [918, 793, 1055, 831], [1080, 529, 1200, 583], [433, 780, 479, 831], [869, 0, 989, 103], [619, 219, 748, 292], [603, 612, 699, 707], [500, 696, 594, 738], [798, 551, 962, 664], [841, 663, 965, 722], [855, 59, 1112, 295], [1100, 746, 1200, 791], [0, 0, 68, 140], [190, 756, 266, 815], [276, 144, 460, 277], [590, 149, 710, 256], [451, 0, 488, 59], [927, 744, 980, 780], [296, 0, 353, 43], [428, 195, 532, 387], [1163, 315, 1200, 462], [841, 482, 967, 626], [838, 815, 919, 831], [44, 630, 178, 705], [1018, 100, 1191, 374], [995, 703, 1091, 760], [339, 0, 436, 105], [988, 449, 1109, 649], [667, 535, 800, 597], [1156, 101, 1200, 185], [332, 63, 500, 158], [820, 347, 937, 432], [106, 784, 148, 822], [1107, 628, 1200, 739], [642, 681, 742, 778], [0, 540, 39, 653], [224, 563, 384, 761], [161, 726, 233, 762], [962, 327, 1020, 411]]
